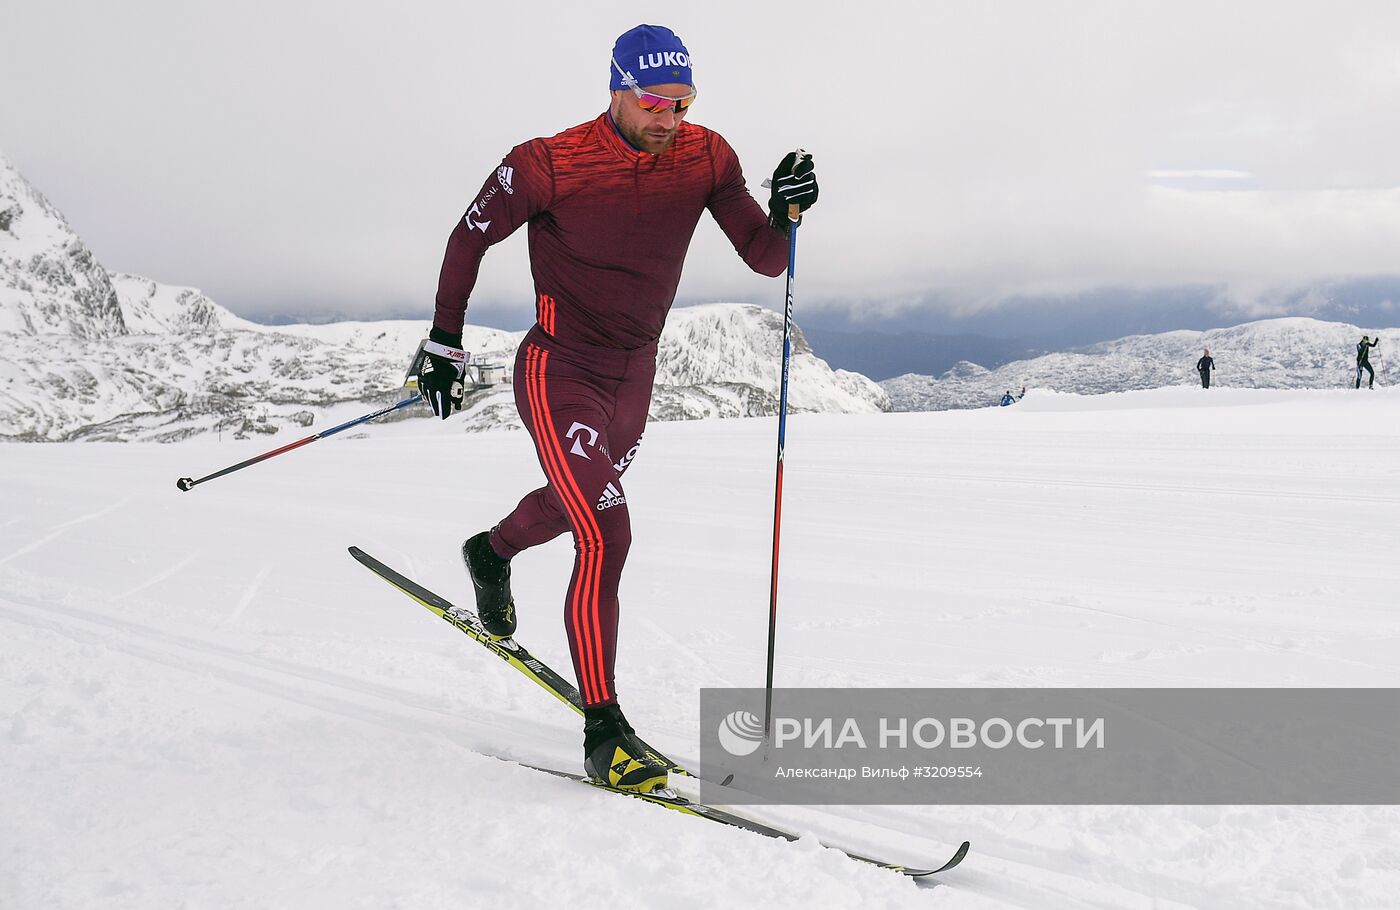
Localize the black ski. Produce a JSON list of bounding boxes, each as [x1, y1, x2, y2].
[[348, 546, 707, 782], [349, 545, 970, 878], [514, 760, 969, 878]]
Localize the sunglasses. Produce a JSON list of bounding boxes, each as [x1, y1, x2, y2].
[[611, 56, 697, 114]]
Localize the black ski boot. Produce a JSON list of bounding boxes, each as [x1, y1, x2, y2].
[[462, 531, 516, 640], [582, 704, 669, 794]]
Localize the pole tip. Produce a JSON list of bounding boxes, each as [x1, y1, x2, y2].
[[176, 477, 195, 492]]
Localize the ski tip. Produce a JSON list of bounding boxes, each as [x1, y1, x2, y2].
[[909, 840, 970, 877]]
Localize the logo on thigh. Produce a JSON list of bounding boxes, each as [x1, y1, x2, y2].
[[596, 482, 627, 511], [565, 422, 601, 459], [612, 434, 643, 473]]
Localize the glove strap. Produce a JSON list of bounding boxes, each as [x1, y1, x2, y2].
[[423, 339, 467, 364]]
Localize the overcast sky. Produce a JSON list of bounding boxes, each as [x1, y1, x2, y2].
[[4, 0, 1400, 328]]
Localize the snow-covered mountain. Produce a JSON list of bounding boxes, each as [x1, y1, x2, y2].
[[884, 317, 1397, 411], [1, 154, 886, 442], [653, 303, 886, 420], [0, 157, 126, 338], [108, 272, 262, 335]]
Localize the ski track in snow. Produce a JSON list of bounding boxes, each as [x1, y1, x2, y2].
[[112, 550, 203, 603], [222, 563, 271, 628], [3, 388, 1399, 909], [0, 584, 943, 906], [0, 495, 137, 567]]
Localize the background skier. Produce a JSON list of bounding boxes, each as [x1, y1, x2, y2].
[[1196, 348, 1214, 388], [1356, 335, 1380, 388]]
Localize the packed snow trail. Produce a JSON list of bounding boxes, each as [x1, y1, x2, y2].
[[3, 387, 1398, 908]]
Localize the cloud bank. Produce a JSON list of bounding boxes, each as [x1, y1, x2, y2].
[[3, 0, 1398, 326]]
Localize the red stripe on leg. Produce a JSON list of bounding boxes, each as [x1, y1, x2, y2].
[[524, 347, 608, 704]]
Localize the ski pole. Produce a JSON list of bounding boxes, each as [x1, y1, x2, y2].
[[175, 394, 422, 492], [764, 198, 801, 737]]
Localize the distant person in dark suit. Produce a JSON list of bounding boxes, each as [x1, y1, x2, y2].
[[999, 386, 1026, 407], [1356, 335, 1380, 389], [1196, 349, 1214, 388]]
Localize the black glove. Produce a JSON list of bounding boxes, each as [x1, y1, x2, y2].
[[413, 326, 467, 419], [767, 149, 818, 234]]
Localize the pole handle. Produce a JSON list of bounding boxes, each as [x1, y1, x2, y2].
[[788, 203, 800, 222]]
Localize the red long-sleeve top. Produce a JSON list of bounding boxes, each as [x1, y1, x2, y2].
[[433, 113, 788, 351]]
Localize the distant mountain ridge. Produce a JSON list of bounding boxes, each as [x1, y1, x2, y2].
[[883, 317, 1395, 411], [0, 153, 886, 442], [803, 280, 1400, 356]]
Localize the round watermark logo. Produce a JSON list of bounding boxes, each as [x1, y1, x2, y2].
[[717, 710, 765, 756]]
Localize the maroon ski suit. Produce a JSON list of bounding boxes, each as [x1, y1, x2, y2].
[[433, 112, 788, 706]]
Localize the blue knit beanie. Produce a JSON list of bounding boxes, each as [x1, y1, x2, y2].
[[610, 25, 693, 90]]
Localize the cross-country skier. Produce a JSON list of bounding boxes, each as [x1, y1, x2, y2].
[[408, 24, 819, 793], [1356, 335, 1380, 389], [1196, 348, 1214, 388]]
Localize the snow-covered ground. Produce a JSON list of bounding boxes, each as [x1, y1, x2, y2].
[[3, 386, 1399, 909]]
